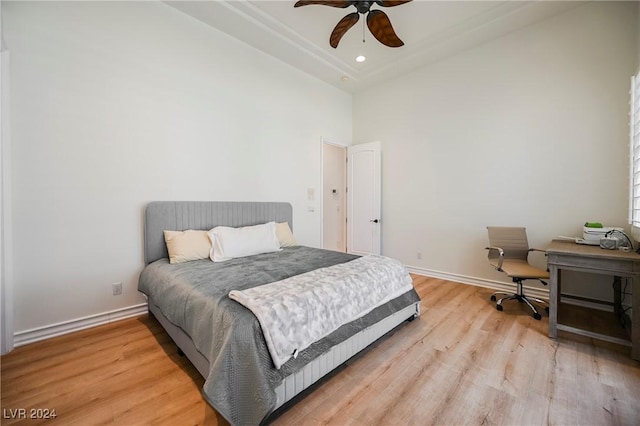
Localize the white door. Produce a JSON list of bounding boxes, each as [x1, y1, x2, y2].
[[347, 141, 381, 255]]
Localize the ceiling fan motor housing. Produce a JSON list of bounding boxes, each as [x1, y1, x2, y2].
[[355, 1, 374, 14]]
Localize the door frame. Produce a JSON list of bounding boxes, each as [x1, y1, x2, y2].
[[320, 137, 347, 251], [1, 48, 14, 354]]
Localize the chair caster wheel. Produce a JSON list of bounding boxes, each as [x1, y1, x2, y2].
[[496, 304, 503, 311], [490, 295, 497, 302], [533, 313, 542, 320]]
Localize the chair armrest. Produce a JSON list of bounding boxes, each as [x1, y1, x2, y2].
[[527, 248, 549, 271], [528, 248, 546, 254], [485, 246, 504, 270], [528, 248, 548, 260]]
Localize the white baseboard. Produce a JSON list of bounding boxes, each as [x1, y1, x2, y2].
[[405, 265, 551, 300], [14, 303, 148, 347], [405, 265, 613, 312], [11, 264, 615, 348]]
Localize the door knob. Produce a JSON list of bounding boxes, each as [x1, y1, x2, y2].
[[370, 219, 379, 223]]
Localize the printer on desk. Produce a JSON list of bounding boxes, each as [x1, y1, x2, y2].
[[580, 222, 631, 250]]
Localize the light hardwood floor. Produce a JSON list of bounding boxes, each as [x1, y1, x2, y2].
[[2, 276, 639, 425]]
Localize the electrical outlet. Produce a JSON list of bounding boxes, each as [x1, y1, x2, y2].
[[417, 252, 422, 260], [112, 282, 122, 296]]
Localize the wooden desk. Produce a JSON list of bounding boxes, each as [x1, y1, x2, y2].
[[547, 239, 640, 360]]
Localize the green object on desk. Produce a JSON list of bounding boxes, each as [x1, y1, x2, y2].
[[584, 222, 603, 228]]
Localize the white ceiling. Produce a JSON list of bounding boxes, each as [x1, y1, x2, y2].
[[165, 1, 582, 93]]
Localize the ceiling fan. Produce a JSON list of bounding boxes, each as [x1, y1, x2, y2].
[[294, 0, 412, 49]]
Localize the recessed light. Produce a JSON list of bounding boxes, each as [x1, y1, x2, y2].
[[355, 55, 366, 63]]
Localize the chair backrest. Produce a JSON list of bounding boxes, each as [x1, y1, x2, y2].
[[487, 226, 530, 263]]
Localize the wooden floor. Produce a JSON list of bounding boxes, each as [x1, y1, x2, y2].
[[2, 276, 640, 425]]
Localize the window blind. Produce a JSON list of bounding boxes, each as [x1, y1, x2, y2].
[[630, 71, 640, 230]]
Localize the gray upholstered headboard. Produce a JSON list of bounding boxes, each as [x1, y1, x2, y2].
[[144, 201, 293, 264]]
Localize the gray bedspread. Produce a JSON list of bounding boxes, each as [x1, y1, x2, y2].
[[138, 246, 420, 425]]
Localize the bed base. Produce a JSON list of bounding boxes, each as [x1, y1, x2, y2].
[[148, 297, 420, 412]]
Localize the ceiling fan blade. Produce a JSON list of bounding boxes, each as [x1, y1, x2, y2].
[[330, 12, 360, 48], [294, 0, 353, 8], [374, 0, 413, 7], [366, 9, 404, 47]]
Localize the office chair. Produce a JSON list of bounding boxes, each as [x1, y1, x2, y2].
[[486, 226, 549, 320]]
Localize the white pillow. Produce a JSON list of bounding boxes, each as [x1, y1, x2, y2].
[[164, 230, 211, 264], [208, 222, 281, 262], [276, 222, 297, 247]]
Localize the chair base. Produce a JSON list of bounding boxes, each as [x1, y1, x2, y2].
[[490, 279, 548, 320]]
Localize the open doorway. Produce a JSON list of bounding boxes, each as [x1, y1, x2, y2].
[[321, 140, 347, 252]]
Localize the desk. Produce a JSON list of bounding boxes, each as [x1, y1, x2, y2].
[[547, 240, 640, 360]]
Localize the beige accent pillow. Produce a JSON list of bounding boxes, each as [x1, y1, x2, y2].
[[276, 222, 297, 247], [164, 230, 211, 264]]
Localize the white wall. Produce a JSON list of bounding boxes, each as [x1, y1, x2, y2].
[[354, 1, 637, 298], [3, 1, 351, 333]]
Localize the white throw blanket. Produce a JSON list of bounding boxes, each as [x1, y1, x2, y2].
[[229, 255, 413, 369]]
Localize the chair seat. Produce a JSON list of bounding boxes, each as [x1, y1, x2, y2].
[[500, 260, 549, 279]]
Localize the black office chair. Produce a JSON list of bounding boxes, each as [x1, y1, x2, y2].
[[485, 226, 549, 320]]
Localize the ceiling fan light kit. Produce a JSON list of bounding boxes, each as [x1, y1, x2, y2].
[[294, 0, 412, 49]]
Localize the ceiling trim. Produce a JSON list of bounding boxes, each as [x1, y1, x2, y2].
[[165, 0, 362, 88], [166, 1, 583, 93], [219, 1, 360, 75], [358, 1, 580, 84]]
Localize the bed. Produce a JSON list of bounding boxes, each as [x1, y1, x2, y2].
[[138, 201, 421, 425]]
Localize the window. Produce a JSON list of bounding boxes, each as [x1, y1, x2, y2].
[[630, 70, 640, 240]]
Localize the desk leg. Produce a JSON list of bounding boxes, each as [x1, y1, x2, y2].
[[632, 275, 639, 361], [549, 264, 560, 339], [613, 276, 621, 315]]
